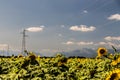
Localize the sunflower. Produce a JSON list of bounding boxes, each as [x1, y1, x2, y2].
[[18, 54, 23, 58], [117, 56, 120, 63], [97, 47, 108, 57], [28, 53, 36, 60], [106, 69, 120, 80], [111, 60, 118, 66], [108, 54, 114, 59]]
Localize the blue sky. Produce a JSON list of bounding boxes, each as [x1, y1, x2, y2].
[[0, 0, 120, 56]]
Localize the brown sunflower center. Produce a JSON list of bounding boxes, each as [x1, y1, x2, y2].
[[100, 49, 105, 54], [110, 73, 117, 80]]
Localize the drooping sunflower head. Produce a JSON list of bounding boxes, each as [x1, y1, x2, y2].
[[97, 47, 108, 57]]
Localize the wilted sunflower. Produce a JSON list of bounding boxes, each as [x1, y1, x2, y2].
[[106, 69, 120, 80], [97, 47, 107, 57]]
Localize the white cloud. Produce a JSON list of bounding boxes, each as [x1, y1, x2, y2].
[[108, 14, 120, 21], [94, 41, 108, 46], [77, 41, 94, 45], [63, 40, 120, 48], [0, 44, 8, 50], [108, 42, 120, 48], [0, 44, 8, 47], [63, 41, 94, 46], [98, 42, 107, 45], [63, 41, 74, 45], [107, 42, 115, 46], [26, 26, 44, 32], [94, 41, 120, 49], [58, 34, 62, 37], [70, 25, 96, 32], [104, 36, 120, 41], [61, 25, 65, 28], [83, 10, 88, 13]]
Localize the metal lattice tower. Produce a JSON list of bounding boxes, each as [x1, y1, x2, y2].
[[21, 29, 27, 55]]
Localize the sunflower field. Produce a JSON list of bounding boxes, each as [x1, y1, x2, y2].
[[0, 48, 120, 80]]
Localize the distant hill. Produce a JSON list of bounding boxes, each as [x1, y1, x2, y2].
[[0, 48, 118, 58], [61, 48, 96, 58]]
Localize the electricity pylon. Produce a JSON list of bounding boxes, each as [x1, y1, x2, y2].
[[21, 29, 28, 55]]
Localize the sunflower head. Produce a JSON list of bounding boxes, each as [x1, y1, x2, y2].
[[97, 47, 107, 57], [108, 54, 114, 59], [18, 54, 23, 58], [28, 52, 36, 60], [111, 60, 118, 66], [106, 69, 120, 80]]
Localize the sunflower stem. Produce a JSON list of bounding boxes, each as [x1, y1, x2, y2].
[[111, 45, 117, 53]]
